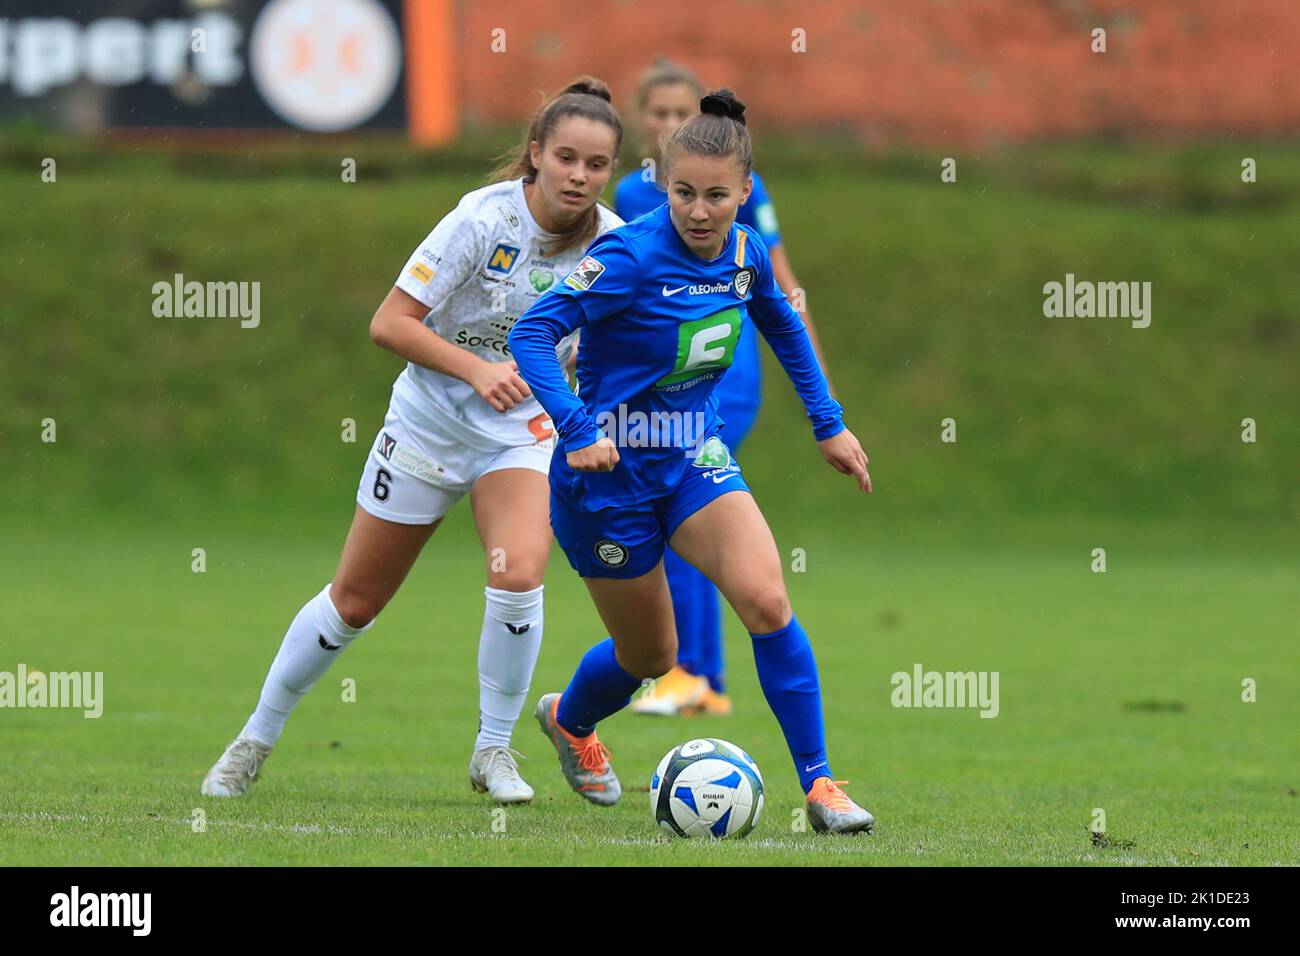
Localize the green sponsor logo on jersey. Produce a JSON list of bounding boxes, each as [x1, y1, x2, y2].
[[691, 435, 732, 468], [655, 308, 742, 387], [529, 268, 555, 293]]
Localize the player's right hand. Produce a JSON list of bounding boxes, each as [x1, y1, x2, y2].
[[567, 436, 619, 472], [471, 359, 532, 412], [818, 428, 872, 493]]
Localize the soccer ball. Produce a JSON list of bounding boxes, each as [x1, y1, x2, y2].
[[650, 738, 764, 839]]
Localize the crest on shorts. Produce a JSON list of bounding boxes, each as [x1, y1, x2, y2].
[[733, 266, 757, 299], [594, 539, 629, 568], [691, 436, 731, 469]]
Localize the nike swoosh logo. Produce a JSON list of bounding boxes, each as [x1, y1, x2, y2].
[[711, 472, 741, 484], [318, 634, 342, 651], [804, 761, 828, 772], [661, 284, 689, 297]]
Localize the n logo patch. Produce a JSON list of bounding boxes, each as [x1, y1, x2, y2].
[[487, 243, 521, 275], [655, 309, 742, 387]]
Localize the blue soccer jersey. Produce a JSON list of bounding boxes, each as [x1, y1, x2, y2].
[[614, 170, 784, 446], [508, 203, 841, 512]]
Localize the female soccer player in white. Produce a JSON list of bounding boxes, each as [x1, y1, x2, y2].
[[510, 90, 876, 834], [200, 78, 624, 804]]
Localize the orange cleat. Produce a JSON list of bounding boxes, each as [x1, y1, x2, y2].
[[683, 687, 733, 717], [631, 665, 708, 716], [534, 693, 621, 805]]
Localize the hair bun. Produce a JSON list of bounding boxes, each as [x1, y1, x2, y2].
[[562, 76, 612, 103], [699, 89, 746, 125]]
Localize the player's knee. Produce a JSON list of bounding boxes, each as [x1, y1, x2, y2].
[[330, 585, 382, 630], [620, 643, 677, 680], [486, 557, 546, 593], [740, 586, 791, 635], [645, 648, 679, 679]]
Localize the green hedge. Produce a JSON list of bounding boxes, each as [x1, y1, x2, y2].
[[3, 139, 1296, 528]]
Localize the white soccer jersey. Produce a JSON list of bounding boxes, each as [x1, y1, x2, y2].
[[390, 178, 623, 451]]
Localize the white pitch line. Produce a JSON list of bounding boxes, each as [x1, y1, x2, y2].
[[11, 811, 1224, 862]]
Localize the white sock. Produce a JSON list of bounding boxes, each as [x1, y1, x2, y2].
[[241, 584, 373, 746], [475, 585, 544, 751]]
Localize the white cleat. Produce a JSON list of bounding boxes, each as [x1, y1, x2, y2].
[[201, 737, 273, 797], [805, 778, 875, 835], [469, 746, 534, 804]]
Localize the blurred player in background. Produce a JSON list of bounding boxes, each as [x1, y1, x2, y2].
[[511, 90, 875, 834], [614, 59, 833, 717], [200, 78, 624, 805]]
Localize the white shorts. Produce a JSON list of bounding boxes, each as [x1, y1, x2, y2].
[[356, 404, 555, 525]]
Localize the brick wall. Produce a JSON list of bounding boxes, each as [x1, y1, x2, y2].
[[453, 0, 1300, 143]]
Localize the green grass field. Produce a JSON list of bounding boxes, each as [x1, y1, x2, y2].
[[1, 508, 1295, 866], [1, 140, 1297, 865]]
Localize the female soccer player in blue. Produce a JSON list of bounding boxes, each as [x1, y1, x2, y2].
[[508, 90, 875, 834], [614, 60, 834, 717]]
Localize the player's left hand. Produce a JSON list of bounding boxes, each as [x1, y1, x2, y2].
[[818, 428, 872, 493]]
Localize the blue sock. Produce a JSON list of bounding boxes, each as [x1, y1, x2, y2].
[[664, 547, 726, 692], [750, 615, 830, 794], [555, 638, 642, 737]]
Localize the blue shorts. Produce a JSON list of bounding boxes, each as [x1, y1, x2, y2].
[[550, 443, 751, 579]]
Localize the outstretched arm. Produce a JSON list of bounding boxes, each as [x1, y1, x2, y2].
[[747, 241, 871, 492], [745, 172, 835, 392], [769, 243, 834, 395], [747, 276, 842, 439]]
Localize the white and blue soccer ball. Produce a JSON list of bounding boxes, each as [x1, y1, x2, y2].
[[650, 738, 764, 839]]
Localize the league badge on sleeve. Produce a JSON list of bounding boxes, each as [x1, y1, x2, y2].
[[564, 256, 605, 291], [733, 266, 757, 299]]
